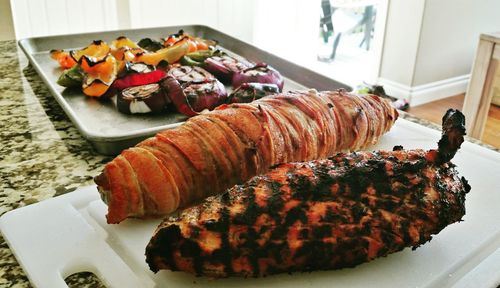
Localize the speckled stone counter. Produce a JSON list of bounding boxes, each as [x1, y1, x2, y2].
[[0, 39, 497, 287], [0, 40, 109, 287]]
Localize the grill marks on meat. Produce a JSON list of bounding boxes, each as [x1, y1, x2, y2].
[[95, 89, 398, 223], [146, 150, 469, 277], [145, 109, 469, 278]]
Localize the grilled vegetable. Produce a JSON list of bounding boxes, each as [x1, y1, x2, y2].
[[164, 30, 185, 47], [138, 38, 164, 52], [180, 49, 221, 67], [232, 62, 284, 91], [79, 54, 117, 97], [166, 65, 215, 83], [112, 47, 144, 62], [204, 54, 253, 84], [112, 70, 166, 91], [164, 29, 216, 51], [52, 31, 220, 104], [56, 65, 83, 87], [50, 49, 77, 69], [181, 79, 227, 112], [70, 40, 110, 62], [134, 38, 189, 66], [161, 66, 227, 116], [117, 83, 170, 114], [95, 90, 398, 224], [118, 62, 155, 78], [146, 109, 469, 278], [111, 36, 142, 50], [227, 82, 279, 103]]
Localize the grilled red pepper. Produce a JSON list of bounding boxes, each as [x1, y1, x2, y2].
[[112, 70, 167, 91]]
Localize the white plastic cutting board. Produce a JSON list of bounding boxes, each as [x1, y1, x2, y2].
[[1, 118, 500, 288]]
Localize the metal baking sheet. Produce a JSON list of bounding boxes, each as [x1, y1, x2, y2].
[[19, 25, 351, 155]]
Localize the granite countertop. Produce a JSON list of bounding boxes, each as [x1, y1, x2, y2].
[[0, 40, 109, 287], [0, 39, 497, 287]]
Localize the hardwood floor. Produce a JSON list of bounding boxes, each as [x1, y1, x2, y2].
[[406, 94, 500, 148]]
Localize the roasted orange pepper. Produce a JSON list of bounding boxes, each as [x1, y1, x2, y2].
[[111, 36, 141, 50], [50, 49, 77, 69], [79, 55, 117, 97], [164, 31, 212, 52], [83, 80, 111, 97], [164, 34, 182, 47], [70, 40, 110, 62], [112, 47, 142, 61], [111, 47, 145, 75], [134, 38, 189, 66], [186, 39, 198, 53], [196, 41, 209, 51], [80, 55, 116, 83]]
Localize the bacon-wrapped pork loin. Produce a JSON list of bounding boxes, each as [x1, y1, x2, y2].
[[95, 89, 398, 223]]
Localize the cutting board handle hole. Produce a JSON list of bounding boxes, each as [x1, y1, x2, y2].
[[65, 271, 107, 288]]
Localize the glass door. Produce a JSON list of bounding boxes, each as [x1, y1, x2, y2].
[[316, 0, 388, 87]]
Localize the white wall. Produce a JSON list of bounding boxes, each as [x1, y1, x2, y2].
[[10, 0, 120, 39], [9, 0, 319, 66], [10, 0, 255, 43], [127, 0, 218, 29], [0, 0, 15, 40], [413, 0, 500, 86], [379, 0, 500, 105], [217, 0, 256, 43], [378, 0, 425, 87]]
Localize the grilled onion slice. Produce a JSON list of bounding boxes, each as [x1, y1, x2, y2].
[[232, 62, 284, 91], [117, 83, 170, 114], [204, 54, 252, 84], [167, 65, 215, 83], [227, 82, 279, 103], [161, 75, 227, 117]]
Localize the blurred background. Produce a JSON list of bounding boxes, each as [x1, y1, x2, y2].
[[1, 0, 499, 147]]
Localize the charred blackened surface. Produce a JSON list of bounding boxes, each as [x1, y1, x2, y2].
[[209, 207, 233, 275], [288, 174, 314, 200], [241, 227, 261, 276], [145, 224, 181, 273], [267, 181, 285, 219], [146, 146, 469, 278], [433, 165, 468, 229], [285, 206, 308, 226], [311, 162, 337, 199], [312, 225, 332, 239], [436, 109, 466, 165], [393, 145, 404, 151], [321, 206, 346, 223], [232, 187, 259, 225]]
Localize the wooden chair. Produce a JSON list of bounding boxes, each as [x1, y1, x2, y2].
[[318, 0, 376, 62], [463, 32, 500, 139]]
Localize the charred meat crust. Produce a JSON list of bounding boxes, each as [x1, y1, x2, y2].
[[146, 149, 469, 277]]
